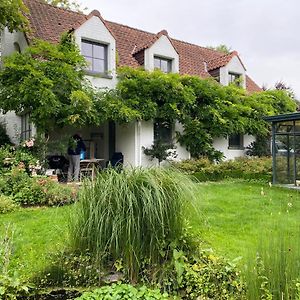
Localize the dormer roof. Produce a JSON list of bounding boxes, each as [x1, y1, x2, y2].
[[22, 0, 261, 92]]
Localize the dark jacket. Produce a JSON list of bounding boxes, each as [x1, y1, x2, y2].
[[68, 137, 86, 156]]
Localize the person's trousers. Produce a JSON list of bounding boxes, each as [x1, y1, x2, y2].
[[68, 155, 80, 182]]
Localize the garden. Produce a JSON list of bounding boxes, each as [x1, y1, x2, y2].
[[1, 144, 300, 299], [0, 20, 300, 299]]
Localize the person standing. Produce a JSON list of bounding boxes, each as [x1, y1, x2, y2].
[[67, 134, 86, 182]]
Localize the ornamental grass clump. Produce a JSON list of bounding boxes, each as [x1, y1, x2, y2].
[[69, 167, 198, 280], [244, 223, 300, 300]]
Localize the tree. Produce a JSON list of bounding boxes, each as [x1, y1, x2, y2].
[[0, 33, 99, 132], [45, 0, 86, 12], [207, 44, 232, 54], [143, 140, 177, 165], [0, 0, 28, 32], [275, 80, 295, 99]]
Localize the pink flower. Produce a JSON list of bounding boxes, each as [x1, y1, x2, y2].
[[24, 138, 35, 148]]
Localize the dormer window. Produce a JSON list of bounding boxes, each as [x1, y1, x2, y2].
[[228, 72, 241, 86], [154, 56, 172, 73], [82, 39, 108, 74]]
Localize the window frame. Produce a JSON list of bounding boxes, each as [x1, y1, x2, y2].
[[153, 119, 173, 145], [228, 72, 241, 86], [228, 133, 244, 150], [81, 39, 108, 75], [21, 113, 32, 141], [154, 56, 172, 73]]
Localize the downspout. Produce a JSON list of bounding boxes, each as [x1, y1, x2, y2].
[[293, 120, 297, 185], [272, 122, 276, 185], [136, 120, 142, 167]]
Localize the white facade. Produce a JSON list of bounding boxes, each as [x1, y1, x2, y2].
[[0, 15, 254, 165], [216, 55, 251, 160], [0, 29, 29, 144], [74, 16, 118, 89], [213, 135, 255, 160], [219, 56, 246, 88], [144, 35, 179, 73]]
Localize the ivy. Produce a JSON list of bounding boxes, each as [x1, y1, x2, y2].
[[0, 44, 296, 157], [0, 0, 28, 32], [0, 33, 100, 131], [112, 68, 296, 158]]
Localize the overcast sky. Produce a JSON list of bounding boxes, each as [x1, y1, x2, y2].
[[82, 0, 300, 98]]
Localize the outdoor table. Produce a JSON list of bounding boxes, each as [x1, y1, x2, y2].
[[80, 158, 104, 180]]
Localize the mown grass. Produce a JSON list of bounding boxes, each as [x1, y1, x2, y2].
[[1, 180, 300, 283], [191, 180, 300, 259], [0, 205, 72, 278]]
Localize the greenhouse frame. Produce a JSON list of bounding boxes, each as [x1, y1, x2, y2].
[[265, 112, 300, 186]]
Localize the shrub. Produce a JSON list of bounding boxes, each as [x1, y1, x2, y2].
[[172, 157, 211, 173], [0, 167, 75, 206], [0, 121, 11, 147], [69, 167, 198, 280], [173, 157, 272, 182], [246, 135, 271, 157], [75, 283, 171, 300], [0, 195, 17, 214], [174, 249, 245, 299], [0, 145, 39, 175], [143, 140, 177, 165]]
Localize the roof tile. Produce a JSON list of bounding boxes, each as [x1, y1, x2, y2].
[[23, 0, 261, 92]]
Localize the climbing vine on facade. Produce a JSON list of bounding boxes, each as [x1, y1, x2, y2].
[[0, 37, 296, 157]]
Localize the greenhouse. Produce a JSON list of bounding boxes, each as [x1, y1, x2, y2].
[[265, 112, 300, 186]]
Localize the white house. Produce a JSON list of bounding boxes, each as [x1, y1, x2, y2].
[[0, 0, 262, 166]]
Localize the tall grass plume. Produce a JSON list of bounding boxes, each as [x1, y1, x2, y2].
[[244, 222, 300, 300], [69, 167, 198, 280]]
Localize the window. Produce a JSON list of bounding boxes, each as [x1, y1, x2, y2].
[[21, 114, 32, 141], [228, 72, 241, 86], [154, 56, 172, 73], [81, 40, 108, 73], [13, 42, 21, 53], [154, 119, 173, 144], [228, 134, 244, 149]]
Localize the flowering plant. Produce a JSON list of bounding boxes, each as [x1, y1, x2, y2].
[[23, 138, 35, 148]]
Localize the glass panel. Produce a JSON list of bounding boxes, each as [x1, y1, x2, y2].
[[276, 121, 293, 133], [295, 135, 300, 183], [85, 57, 93, 70], [294, 120, 300, 133], [274, 134, 295, 184], [154, 120, 172, 144], [229, 134, 243, 149], [160, 60, 168, 73], [154, 58, 160, 69], [154, 57, 171, 73], [93, 44, 105, 59], [93, 58, 105, 73], [81, 41, 93, 57]]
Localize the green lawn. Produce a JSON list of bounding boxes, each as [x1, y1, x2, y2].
[[1, 205, 72, 278], [191, 180, 300, 260], [1, 180, 300, 279]]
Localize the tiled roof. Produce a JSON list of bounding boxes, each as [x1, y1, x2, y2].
[[246, 75, 262, 93], [23, 0, 87, 43], [23, 0, 261, 91], [206, 50, 246, 71]]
